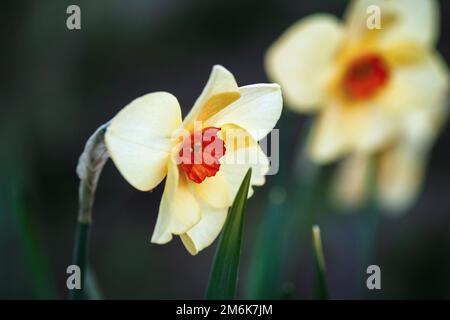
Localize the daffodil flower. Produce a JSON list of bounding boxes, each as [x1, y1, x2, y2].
[[266, 0, 449, 211], [104, 65, 282, 254], [334, 102, 448, 211]]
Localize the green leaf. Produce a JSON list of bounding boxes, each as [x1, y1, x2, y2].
[[206, 168, 252, 300], [11, 181, 56, 299], [312, 225, 329, 300]]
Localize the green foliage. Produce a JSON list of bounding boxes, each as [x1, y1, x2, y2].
[[206, 168, 252, 300]]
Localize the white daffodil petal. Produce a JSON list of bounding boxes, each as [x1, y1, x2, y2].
[[377, 144, 427, 213], [183, 65, 240, 129], [180, 202, 228, 255], [310, 99, 397, 163], [206, 84, 282, 141], [347, 103, 397, 153], [265, 14, 344, 111], [105, 92, 182, 191], [308, 102, 349, 164], [333, 153, 371, 209], [378, 51, 449, 115], [402, 104, 449, 150], [193, 137, 269, 209], [193, 172, 231, 209], [151, 160, 201, 244], [219, 143, 269, 201], [345, 0, 439, 48]]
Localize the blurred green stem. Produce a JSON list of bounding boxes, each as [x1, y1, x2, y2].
[[357, 157, 379, 297], [11, 182, 56, 299], [85, 267, 103, 300], [69, 122, 109, 300], [245, 116, 335, 299], [312, 225, 328, 300], [70, 222, 90, 300], [244, 112, 297, 299]]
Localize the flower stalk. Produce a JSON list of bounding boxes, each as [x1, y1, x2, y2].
[[312, 225, 328, 300], [70, 122, 109, 299]]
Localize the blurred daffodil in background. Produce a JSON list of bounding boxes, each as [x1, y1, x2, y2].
[[105, 65, 282, 254], [266, 0, 449, 212]]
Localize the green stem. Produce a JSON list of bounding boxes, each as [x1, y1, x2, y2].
[[69, 122, 109, 300], [11, 182, 56, 299], [244, 112, 297, 299], [357, 157, 380, 297], [312, 225, 328, 300], [85, 267, 103, 300], [69, 222, 91, 299], [244, 114, 336, 299]]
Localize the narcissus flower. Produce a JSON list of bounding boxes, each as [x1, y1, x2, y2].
[[334, 102, 448, 212], [266, 0, 449, 211], [105, 65, 282, 254]]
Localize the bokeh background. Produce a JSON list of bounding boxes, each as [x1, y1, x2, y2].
[[1, 0, 450, 299]]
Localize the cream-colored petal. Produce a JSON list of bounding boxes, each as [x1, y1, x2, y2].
[[193, 171, 231, 209], [345, 0, 439, 48], [151, 160, 201, 244], [220, 142, 269, 200], [192, 137, 269, 208], [333, 153, 371, 209], [377, 143, 427, 213], [179, 141, 269, 254], [180, 202, 228, 255], [346, 102, 397, 152], [205, 84, 282, 141], [183, 65, 240, 130], [402, 104, 449, 149], [378, 97, 448, 213], [313, 47, 449, 165], [308, 102, 349, 163], [378, 51, 449, 115], [105, 92, 182, 191], [309, 98, 399, 164], [265, 14, 344, 111]]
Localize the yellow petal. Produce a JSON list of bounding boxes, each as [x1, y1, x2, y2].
[[205, 84, 282, 141], [105, 92, 182, 191], [346, 103, 397, 152], [402, 104, 448, 150], [192, 126, 268, 208], [183, 65, 240, 130], [309, 99, 398, 164], [345, 0, 439, 48], [219, 142, 269, 200], [180, 202, 228, 255], [378, 98, 448, 213], [333, 153, 370, 209], [179, 136, 269, 254], [193, 172, 231, 208], [378, 51, 449, 115], [265, 14, 344, 111], [151, 159, 201, 244], [377, 143, 427, 213], [308, 101, 349, 163]]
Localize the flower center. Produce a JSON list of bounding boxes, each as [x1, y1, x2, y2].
[[178, 127, 226, 184], [343, 53, 389, 100]]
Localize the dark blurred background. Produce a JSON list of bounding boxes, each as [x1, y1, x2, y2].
[[1, 0, 450, 299]]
